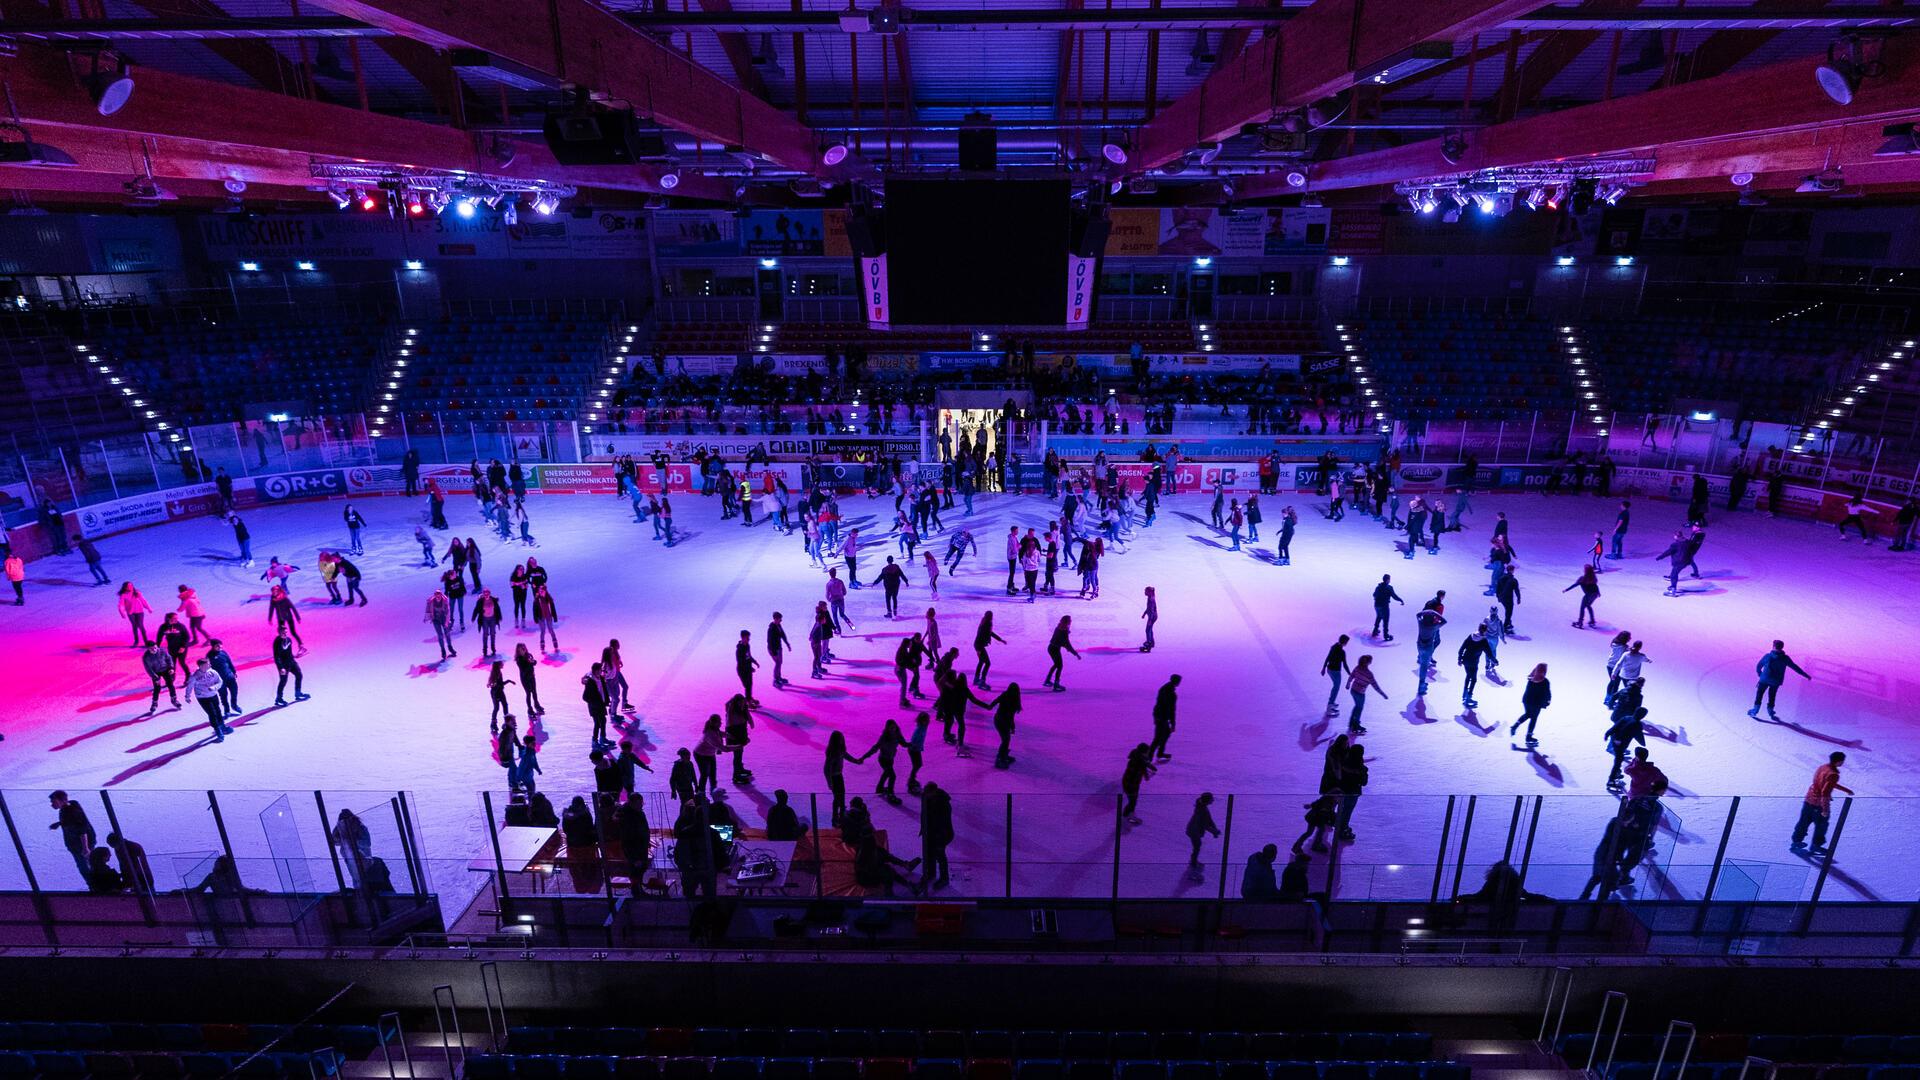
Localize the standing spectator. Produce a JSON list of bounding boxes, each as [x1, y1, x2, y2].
[[48, 791, 95, 880]]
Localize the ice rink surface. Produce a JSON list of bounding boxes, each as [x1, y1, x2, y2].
[[4, 482, 1918, 908]]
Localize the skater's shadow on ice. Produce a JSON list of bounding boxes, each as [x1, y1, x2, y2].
[[1298, 717, 1333, 751], [1755, 715, 1867, 749], [1522, 748, 1566, 786], [106, 735, 225, 786], [1644, 723, 1689, 746], [786, 684, 852, 700], [1403, 700, 1438, 726], [1250, 551, 1285, 565], [407, 661, 455, 678], [540, 652, 572, 666], [77, 685, 163, 712], [1185, 535, 1233, 551], [1455, 711, 1495, 737], [1082, 646, 1139, 655], [50, 708, 176, 751]]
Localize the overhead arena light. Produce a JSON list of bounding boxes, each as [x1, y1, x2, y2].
[[1285, 170, 1308, 188], [659, 170, 681, 190], [89, 58, 136, 117], [1357, 41, 1453, 85], [1194, 142, 1222, 165], [531, 192, 561, 216], [1102, 143, 1128, 166], [455, 197, 477, 218], [1524, 186, 1546, 211], [356, 189, 378, 212], [326, 188, 352, 210], [1815, 36, 1882, 106], [822, 143, 850, 166]]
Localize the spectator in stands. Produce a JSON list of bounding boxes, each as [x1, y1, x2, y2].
[[186, 854, 263, 897], [48, 791, 95, 880], [1454, 861, 1549, 928], [83, 847, 125, 893], [39, 500, 69, 556], [107, 831, 154, 895], [1240, 843, 1282, 900]]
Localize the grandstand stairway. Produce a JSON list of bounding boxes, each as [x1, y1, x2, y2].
[[0, 334, 146, 444], [1795, 332, 1919, 451], [1432, 1041, 1573, 1080]]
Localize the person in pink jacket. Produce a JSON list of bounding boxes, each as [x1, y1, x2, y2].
[[117, 583, 154, 646], [175, 585, 209, 643]]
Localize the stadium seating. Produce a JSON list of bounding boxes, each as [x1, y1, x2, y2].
[[1556, 1030, 1920, 1080], [92, 319, 386, 424], [0, 334, 144, 442], [395, 313, 618, 422], [1582, 317, 1878, 423], [1356, 315, 1573, 421]]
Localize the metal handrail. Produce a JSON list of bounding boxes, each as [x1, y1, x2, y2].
[[1537, 966, 1574, 1051], [376, 1013, 412, 1080], [479, 960, 508, 1050], [1584, 990, 1629, 1080], [1653, 1021, 1698, 1080], [431, 983, 466, 1071]]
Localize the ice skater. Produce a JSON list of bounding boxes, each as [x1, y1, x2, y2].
[[987, 683, 1022, 768], [1345, 655, 1386, 734], [1565, 565, 1600, 628], [1185, 793, 1221, 881], [1321, 634, 1353, 716], [485, 660, 514, 728], [735, 630, 761, 706], [1494, 564, 1521, 633], [515, 642, 543, 715], [141, 641, 179, 715], [1414, 598, 1447, 698], [893, 632, 928, 707], [766, 612, 791, 689], [532, 584, 560, 653], [473, 589, 503, 656], [1371, 574, 1403, 639], [872, 555, 911, 619], [1610, 500, 1631, 559], [972, 612, 1005, 690], [1275, 506, 1296, 564], [426, 588, 456, 660], [176, 585, 210, 644], [1606, 639, 1648, 706], [1042, 616, 1081, 690], [1790, 752, 1853, 854], [1456, 624, 1491, 709], [1654, 529, 1689, 596], [118, 582, 153, 646], [1140, 586, 1158, 651], [1748, 639, 1812, 720], [1508, 663, 1550, 746], [415, 526, 437, 567]]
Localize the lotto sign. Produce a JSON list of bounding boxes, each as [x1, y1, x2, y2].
[[255, 469, 346, 501]]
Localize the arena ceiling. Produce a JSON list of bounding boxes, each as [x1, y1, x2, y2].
[[2, 0, 1920, 211]]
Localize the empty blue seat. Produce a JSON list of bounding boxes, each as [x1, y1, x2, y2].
[[1426, 1064, 1471, 1080], [763, 1058, 813, 1080], [512, 1029, 557, 1053], [1269, 1063, 1319, 1080], [661, 1058, 710, 1080], [1249, 1038, 1295, 1062], [974, 1034, 1015, 1059], [1321, 1063, 1369, 1080], [465, 1055, 514, 1080], [1374, 1065, 1419, 1080], [740, 1033, 783, 1057], [814, 1060, 860, 1080], [714, 1059, 765, 1080], [0, 1054, 30, 1077], [695, 1031, 740, 1056], [1172, 1061, 1219, 1080], [32, 1052, 88, 1077], [617, 1059, 661, 1080], [1066, 1060, 1114, 1080], [19, 1025, 69, 1048], [518, 1056, 568, 1080], [1019, 1036, 1063, 1061], [132, 1054, 185, 1079], [784, 1032, 829, 1057], [67, 1024, 113, 1049], [878, 1033, 922, 1058], [1113, 1038, 1155, 1062], [1892, 1042, 1920, 1066], [602, 1031, 650, 1056], [1020, 1062, 1066, 1080], [1064, 1036, 1111, 1062], [1389, 1039, 1432, 1063], [1343, 1037, 1391, 1061], [917, 1060, 965, 1080], [925, 1036, 967, 1060], [1221, 1063, 1269, 1080], [87, 1053, 138, 1078], [568, 1059, 619, 1080], [832, 1032, 877, 1058], [1203, 1037, 1248, 1062], [1117, 1063, 1166, 1080]]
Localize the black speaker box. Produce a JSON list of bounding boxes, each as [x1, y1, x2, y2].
[[542, 112, 664, 165], [846, 209, 887, 257], [958, 125, 997, 171]]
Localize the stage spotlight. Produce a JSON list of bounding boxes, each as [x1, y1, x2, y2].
[[90, 61, 136, 116], [1599, 183, 1625, 205], [1440, 130, 1467, 165], [532, 192, 560, 216], [1816, 36, 1877, 105], [406, 194, 426, 216], [1102, 143, 1129, 165], [1547, 183, 1567, 210], [1474, 192, 1496, 215], [356, 189, 378, 212], [823, 143, 850, 166], [502, 203, 517, 226], [427, 190, 451, 215], [326, 188, 352, 210], [1524, 186, 1546, 211], [1418, 191, 1438, 214], [1285, 170, 1308, 188], [1405, 190, 1423, 213], [659, 170, 681, 190], [455, 198, 477, 218]]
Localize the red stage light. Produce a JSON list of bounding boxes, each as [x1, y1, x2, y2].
[[359, 193, 379, 211]]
